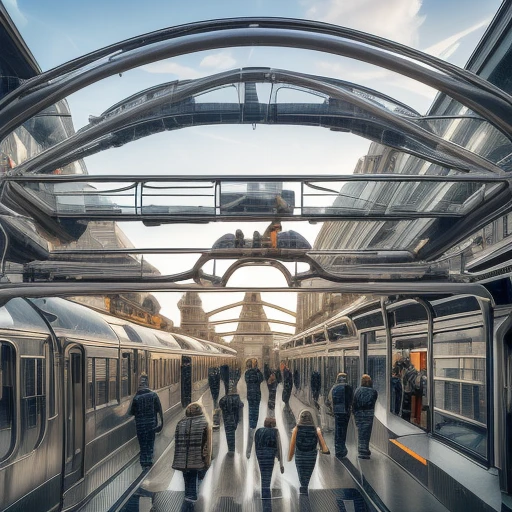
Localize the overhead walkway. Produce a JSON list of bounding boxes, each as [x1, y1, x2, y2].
[[81, 376, 453, 512]]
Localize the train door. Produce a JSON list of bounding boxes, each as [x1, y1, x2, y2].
[[181, 355, 192, 407], [64, 347, 84, 490], [502, 329, 512, 496]]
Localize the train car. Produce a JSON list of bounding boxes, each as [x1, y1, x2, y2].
[[280, 293, 505, 512], [0, 297, 236, 512]]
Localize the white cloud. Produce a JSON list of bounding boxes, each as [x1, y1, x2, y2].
[[4, 0, 27, 27], [141, 61, 202, 79], [305, 0, 425, 47], [423, 19, 490, 60], [199, 52, 237, 71]]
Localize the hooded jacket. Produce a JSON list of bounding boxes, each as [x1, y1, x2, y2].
[[172, 403, 211, 470]]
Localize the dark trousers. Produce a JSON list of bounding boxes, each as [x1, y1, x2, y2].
[[282, 388, 291, 405], [334, 413, 350, 458], [183, 470, 199, 501], [136, 429, 155, 467], [224, 420, 237, 451], [268, 389, 276, 411], [248, 397, 261, 428], [354, 410, 375, 458], [295, 448, 317, 494], [257, 453, 275, 499]]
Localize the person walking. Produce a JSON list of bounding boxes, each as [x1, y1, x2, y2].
[[129, 373, 163, 469], [219, 384, 244, 453], [255, 417, 284, 500], [267, 371, 278, 414], [220, 364, 230, 397], [328, 373, 353, 459], [353, 374, 378, 459], [208, 366, 221, 409], [245, 359, 264, 429], [311, 370, 321, 409], [288, 410, 330, 496], [172, 402, 212, 503], [281, 361, 293, 407]]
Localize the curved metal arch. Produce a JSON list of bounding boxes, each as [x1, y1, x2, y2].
[[206, 300, 296, 318], [217, 258, 296, 288], [209, 318, 295, 327], [0, 19, 511, 143], [14, 68, 504, 176]]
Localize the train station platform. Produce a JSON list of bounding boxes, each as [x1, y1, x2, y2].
[[83, 379, 451, 512]]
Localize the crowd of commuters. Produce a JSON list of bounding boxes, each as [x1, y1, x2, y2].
[[129, 359, 378, 507]]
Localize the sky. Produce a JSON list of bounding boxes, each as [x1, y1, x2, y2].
[[3, 0, 504, 337]]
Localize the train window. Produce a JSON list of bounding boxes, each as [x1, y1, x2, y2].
[[95, 359, 108, 407], [391, 336, 428, 429], [314, 332, 326, 343], [20, 357, 46, 456], [47, 341, 56, 417], [393, 304, 428, 325], [123, 325, 143, 343], [433, 327, 487, 458], [87, 358, 93, 409], [353, 312, 384, 331], [344, 352, 360, 390], [433, 297, 480, 318], [109, 359, 118, 402], [327, 323, 349, 341], [0, 342, 15, 461], [364, 331, 387, 407], [121, 354, 131, 398]]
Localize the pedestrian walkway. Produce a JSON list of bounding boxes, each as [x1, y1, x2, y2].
[[118, 377, 373, 512]]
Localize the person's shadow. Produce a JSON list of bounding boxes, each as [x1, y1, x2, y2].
[[282, 405, 296, 433], [210, 454, 244, 512]]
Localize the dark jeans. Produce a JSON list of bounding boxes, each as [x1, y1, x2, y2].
[[295, 448, 317, 494], [136, 429, 155, 467], [334, 413, 350, 458], [354, 409, 375, 458], [183, 470, 199, 501], [225, 421, 237, 452], [248, 397, 261, 428], [257, 453, 275, 499]]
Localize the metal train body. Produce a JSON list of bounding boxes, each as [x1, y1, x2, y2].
[[0, 297, 236, 512], [280, 293, 508, 511]]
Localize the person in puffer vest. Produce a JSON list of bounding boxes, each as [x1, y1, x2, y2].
[[328, 372, 353, 459], [172, 402, 212, 502], [245, 359, 264, 429], [219, 384, 244, 452], [353, 374, 378, 459], [129, 374, 163, 469]]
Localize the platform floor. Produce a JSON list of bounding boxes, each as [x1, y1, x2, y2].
[[86, 377, 451, 512]]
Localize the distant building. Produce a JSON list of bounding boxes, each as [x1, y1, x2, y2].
[[231, 292, 274, 368]]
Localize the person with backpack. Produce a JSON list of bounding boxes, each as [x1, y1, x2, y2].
[[245, 359, 264, 429], [255, 417, 284, 500], [219, 384, 244, 453], [129, 373, 163, 469], [328, 373, 353, 459], [353, 374, 378, 459]]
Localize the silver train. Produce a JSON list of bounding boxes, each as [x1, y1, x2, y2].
[[279, 293, 508, 511], [0, 297, 236, 512]]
